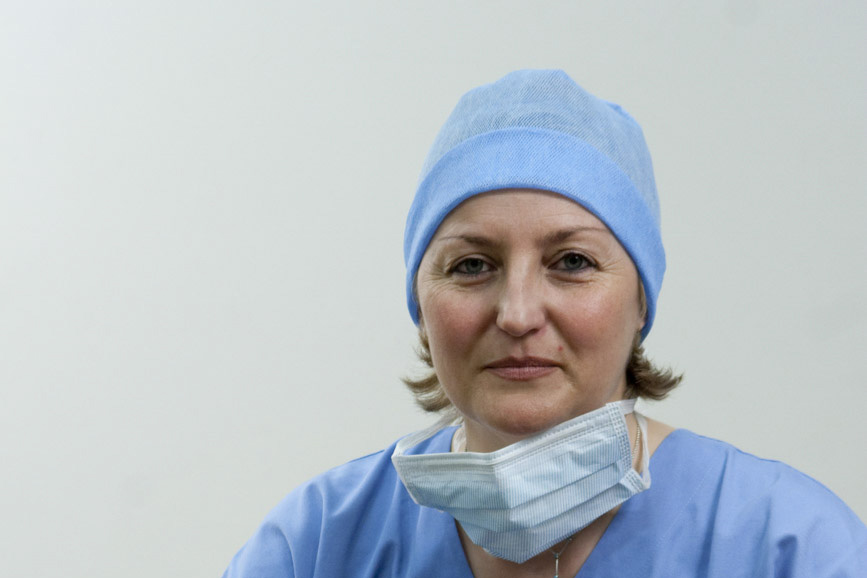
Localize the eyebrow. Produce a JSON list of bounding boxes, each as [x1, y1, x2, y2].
[[541, 226, 608, 244], [435, 226, 608, 247]]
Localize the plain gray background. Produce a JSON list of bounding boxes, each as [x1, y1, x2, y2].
[[2, 2, 864, 576]]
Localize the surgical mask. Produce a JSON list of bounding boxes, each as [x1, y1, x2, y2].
[[391, 400, 650, 563]]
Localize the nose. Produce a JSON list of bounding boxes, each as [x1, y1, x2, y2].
[[495, 270, 547, 337]]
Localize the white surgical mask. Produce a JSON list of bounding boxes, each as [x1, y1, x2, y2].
[[391, 400, 650, 563]]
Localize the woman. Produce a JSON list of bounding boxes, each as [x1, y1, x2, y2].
[[224, 70, 866, 577]]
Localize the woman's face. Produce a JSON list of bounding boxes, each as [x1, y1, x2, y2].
[[416, 189, 645, 452]]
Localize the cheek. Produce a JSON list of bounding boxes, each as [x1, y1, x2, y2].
[[557, 286, 641, 352], [422, 292, 488, 361]]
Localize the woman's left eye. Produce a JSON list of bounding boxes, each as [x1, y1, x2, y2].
[[554, 252, 592, 272]]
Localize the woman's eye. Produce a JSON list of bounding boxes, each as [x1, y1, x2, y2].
[[556, 252, 591, 271], [453, 258, 490, 275]]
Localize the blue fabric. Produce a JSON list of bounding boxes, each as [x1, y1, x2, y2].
[[403, 70, 665, 339], [223, 429, 867, 577]]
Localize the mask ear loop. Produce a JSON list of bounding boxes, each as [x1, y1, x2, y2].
[[619, 398, 651, 483], [451, 424, 466, 453], [633, 412, 651, 483]]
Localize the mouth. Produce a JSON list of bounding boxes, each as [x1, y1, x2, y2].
[[484, 356, 559, 381]]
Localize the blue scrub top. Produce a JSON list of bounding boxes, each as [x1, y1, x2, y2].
[[223, 428, 867, 577]]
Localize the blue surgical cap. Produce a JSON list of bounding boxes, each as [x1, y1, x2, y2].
[[404, 69, 665, 339]]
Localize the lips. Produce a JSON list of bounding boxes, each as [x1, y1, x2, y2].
[[484, 356, 559, 381]]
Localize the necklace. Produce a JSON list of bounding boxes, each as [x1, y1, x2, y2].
[[549, 536, 574, 578], [548, 415, 643, 577]]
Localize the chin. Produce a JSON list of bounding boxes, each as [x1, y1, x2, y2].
[[482, 402, 574, 439]]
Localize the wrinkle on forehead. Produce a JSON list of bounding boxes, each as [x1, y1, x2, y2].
[[433, 226, 610, 249]]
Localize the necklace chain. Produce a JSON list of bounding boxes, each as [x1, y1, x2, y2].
[[549, 536, 574, 578]]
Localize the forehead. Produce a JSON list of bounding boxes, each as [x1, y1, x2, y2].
[[432, 188, 608, 239]]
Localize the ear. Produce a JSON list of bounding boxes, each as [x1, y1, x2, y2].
[[636, 282, 648, 332], [417, 311, 427, 337]]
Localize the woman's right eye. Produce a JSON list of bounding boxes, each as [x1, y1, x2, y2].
[[453, 258, 490, 275]]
